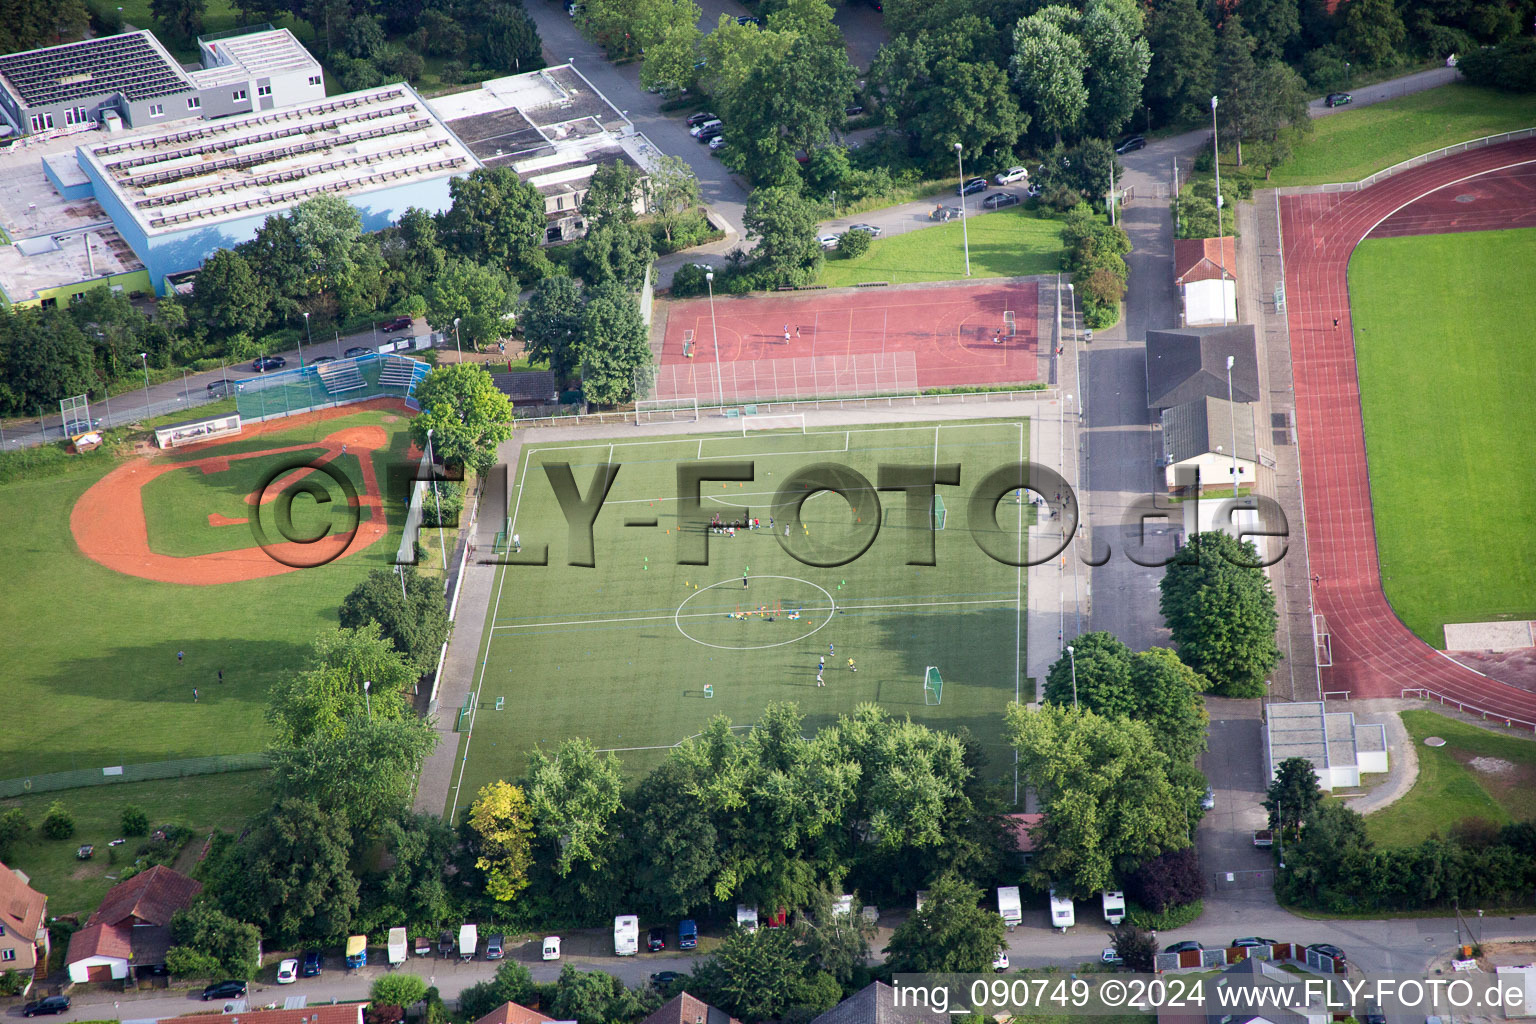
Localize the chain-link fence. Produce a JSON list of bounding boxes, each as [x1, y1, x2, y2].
[[0, 753, 271, 798]]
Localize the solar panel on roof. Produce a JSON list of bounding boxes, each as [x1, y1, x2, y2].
[[0, 33, 190, 107]]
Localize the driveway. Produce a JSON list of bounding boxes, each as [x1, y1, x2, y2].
[[1310, 66, 1461, 117]]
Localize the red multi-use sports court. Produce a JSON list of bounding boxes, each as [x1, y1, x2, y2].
[[656, 280, 1040, 402], [1280, 136, 1536, 724]]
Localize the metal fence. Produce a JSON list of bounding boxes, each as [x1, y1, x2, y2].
[[1278, 127, 1536, 196], [0, 752, 271, 798], [235, 353, 427, 423]]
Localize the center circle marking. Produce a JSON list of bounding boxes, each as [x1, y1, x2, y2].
[[675, 575, 836, 650]]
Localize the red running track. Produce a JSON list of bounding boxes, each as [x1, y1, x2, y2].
[[662, 280, 1039, 390], [1280, 137, 1536, 725]]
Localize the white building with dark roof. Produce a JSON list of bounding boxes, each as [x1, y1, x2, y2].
[[0, 31, 197, 136], [190, 27, 325, 118]]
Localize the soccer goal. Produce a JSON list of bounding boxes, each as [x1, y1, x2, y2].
[[742, 413, 806, 435], [1002, 310, 1016, 337], [924, 666, 943, 706], [932, 494, 947, 530], [635, 397, 700, 424]]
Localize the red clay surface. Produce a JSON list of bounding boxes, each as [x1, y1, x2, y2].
[[71, 401, 409, 586], [1280, 139, 1536, 726], [659, 281, 1039, 401]]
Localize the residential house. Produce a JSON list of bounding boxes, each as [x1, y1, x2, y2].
[[0, 862, 49, 975], [641, 993, 741, 1024], [1160, 396, 1258, 494], [65, 864, 202, 982], [472, 1003, 556, 1024], [1003, 812, 1044, 865], [810, 982, 940, 1024], [152, 1005, 364, 1024]]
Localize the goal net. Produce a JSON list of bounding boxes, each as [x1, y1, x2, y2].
[[635, 397, 700, 424], [742, 413, 806, 435], [932, 494, 946, 530], [924, 666, 943, 706]]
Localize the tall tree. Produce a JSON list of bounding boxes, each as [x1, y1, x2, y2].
[[191, 249, 267, 339], [479, 6, 544, 73], [1128, 647, 1210, 764], [355, 813, 454, 933], [1080, 0, 1152, 138], [644, 155, 703, 246], [1159, 530, 1282, 697], [270, 716, 438, 829], [627, 755, 722, 916], [1043, 630, 1136, 715], [424, 257, 516, 350], [165, 902, 260, 980], [744, 186, 822, 287], [1264, 756, 1324, 833], [582, 162, 646, 227], [1241, 0, 1301, 60], [438, 167, 553, 286], [409, 363, 515, 474], [575, 221, 654, 291], [576, 283, 651, 405], [526, 738, 626, 876], [1011, 7, 1089, 144], [265, 623, 418, 745], [883, 874, 1005, 973], [1214, 16, 1263, 165], [1006, 702, 1191, 895], [519, 275, 585, 381], [721, 37, 856, 184], [467, 780, 536, 902], [212, 797, 360, 945], [1145, 0, 1217, 126], [1341, 0, 1406, 66], [0, 308, 94, 418], [338, 566, 451, 679], [690, 925, 840, 1023], [149, 0, 206, 40]]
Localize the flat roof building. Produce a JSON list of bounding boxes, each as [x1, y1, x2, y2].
[[0, 31, 196, 137], [1265, 701, 1388, 791], [429, 65, 659, 242]]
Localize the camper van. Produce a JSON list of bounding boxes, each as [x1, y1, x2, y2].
[[997, 886, 1022, 929], [736, 905, 759, 933], [345, 935, 367, 970], [1102, 891, 1126, 925], [1049, 889, 1075, 932], [614, 915, 640, 956]]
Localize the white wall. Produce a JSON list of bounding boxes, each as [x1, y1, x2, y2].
[[1183, 279, 1237, 325]]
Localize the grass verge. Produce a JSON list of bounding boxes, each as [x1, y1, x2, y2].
[[817, 207, 1064, 287]]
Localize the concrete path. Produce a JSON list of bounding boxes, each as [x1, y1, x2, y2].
[[1309, 66, 1461, 117]]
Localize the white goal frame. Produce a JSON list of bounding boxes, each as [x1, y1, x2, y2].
[[635, 397, 700, 424], [742, 413, 806, 435]]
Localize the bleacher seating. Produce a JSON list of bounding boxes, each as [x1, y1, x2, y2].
[[377, 357, 420, 388], [490, 371, 558, 407], [317, 360, 366, 395]]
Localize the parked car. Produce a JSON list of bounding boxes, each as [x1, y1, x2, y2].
[[206, 378, 241, 397], [846, 222, 882, 237], [686, 111, 718, 127], [1308, 942, 1347, 966], [1026, 183, 1041, 198], [1101, 947, 1124, 965], [995, 166, 1029, 185], [381, 315, 413, 332], [202, 981, 248, 1001], [252, 355, 286, 372], [277, 959, 298, 984], [690, 119, 723, 138], [301, 950, 322, 977], [736, 14, 759, 23], [651, 971, 683, 990], [1163, 940, 1203, 955], [818, 233, 842, 250], [992, 948, 1010, 971], [485, 934, 505, 960], [647, 926, 667, 952], [1201, 787, 1215, 810], [311, 355, 335, 365], [709, 135, 727, 151], [982, 192, 1021, 210], [1115, 135, 1147, 154], [695, 126, 724, 143], [1231, 937, 1278, 948], [344, 346, 372, 358], [678, 919, 698, 950], [1325, 92, 1352, 107], [23, 997, 71, 1017], [958, 176, 988, 196], [845, 104, 865, 116]]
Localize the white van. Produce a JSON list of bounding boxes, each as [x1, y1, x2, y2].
[[736, 905, 758, 933], [614, 915, 639, 956], [543, 936, 561, 961]]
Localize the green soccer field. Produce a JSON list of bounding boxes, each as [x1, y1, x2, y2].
[[0, 407, 418, 783], [448, 419, 1035, 817], [1349, 228, 1536, 646]]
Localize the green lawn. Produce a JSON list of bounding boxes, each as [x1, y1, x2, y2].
[[1348, 229, 1536, 645], [817, 207, 1065, 288], [1364, 711, 1536, 847], [1262, 83, 1536, 188], [0, 772, 272, 916], [449, 420, 1033, 819], [0, 408, 416, 783]]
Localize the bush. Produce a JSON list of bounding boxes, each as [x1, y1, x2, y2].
[[121, 805, 150, 836], [439, 61, 469, 85], [0, 808, 29, 857], [1126, 846, 1204, 912], [837, 229, 873, 259], [421, 480, 465, 528], [1042, 184, 1083, 212], [1458, 38, 1536, 92], [669, 262, 712, 298], [165, 946, 223, 979], [371, 973, 430, 1008], [1126, 898, 1203, 931], [41, 801, 74, 840], [0, 970, 29, 996]]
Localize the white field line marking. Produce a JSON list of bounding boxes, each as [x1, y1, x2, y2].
[[488, 596, 1015, 632]]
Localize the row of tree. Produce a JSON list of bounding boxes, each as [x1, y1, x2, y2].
[[1267, 757, 1536, 912]]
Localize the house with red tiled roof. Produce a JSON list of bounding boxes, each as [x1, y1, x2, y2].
[[640, 993, 740, 1024], [471, 1002, 557, 1024], [1002, 812, 1044, 864], [66, 864, 202, 983], [0, 861, 49, 974], [154, 1004, 364, 1024], [1172, 237, 1237, 326]]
